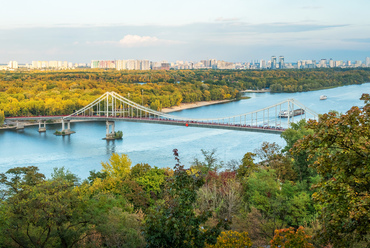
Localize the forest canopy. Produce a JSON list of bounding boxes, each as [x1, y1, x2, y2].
[[0, 68, 369, 117]]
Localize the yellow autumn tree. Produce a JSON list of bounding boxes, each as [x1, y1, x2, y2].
[[101, 153, 132, 179], [0, 110, 5, 125], [206, 230, 253, 248]]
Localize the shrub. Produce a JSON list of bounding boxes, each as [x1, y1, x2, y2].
[[270, 226, 314, 248], [205, 230, 253, 248]]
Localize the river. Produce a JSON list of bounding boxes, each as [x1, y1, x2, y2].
[[1, 83, 369, 179]]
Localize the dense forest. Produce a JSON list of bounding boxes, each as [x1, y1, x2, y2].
[[0, 68, 370, 117], [0, 94, 369, 247]]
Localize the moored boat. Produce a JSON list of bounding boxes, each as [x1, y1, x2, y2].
[[278, 108, 305, 118], [320, 95, 327, 100]]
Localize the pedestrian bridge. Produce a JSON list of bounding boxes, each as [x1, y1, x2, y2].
[[5, 91, 318, 137]]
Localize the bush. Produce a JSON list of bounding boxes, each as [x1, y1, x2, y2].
[[205, 230, 253, 248], [270, 226, 314, 248]]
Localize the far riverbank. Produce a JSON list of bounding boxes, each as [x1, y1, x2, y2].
[[162, 99, 233, 113], [240, 89, 271, 93]]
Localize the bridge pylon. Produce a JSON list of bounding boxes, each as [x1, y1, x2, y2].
[[56, 119, 75, 136], [38, 120, 46, 132], [105, 121, 116, 140], [15, 121, 24, 130]]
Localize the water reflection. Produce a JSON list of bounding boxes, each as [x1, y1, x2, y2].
[[106, 140, 116, 154], [62, 135, 71, 145]]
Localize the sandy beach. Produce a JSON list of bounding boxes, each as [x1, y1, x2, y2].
[[161, 99, 232, 113], [240, 89, 270, 93]]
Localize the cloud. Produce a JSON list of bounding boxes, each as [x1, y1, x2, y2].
[[118, 35, 182, 47], [119, 35, 158, 47]]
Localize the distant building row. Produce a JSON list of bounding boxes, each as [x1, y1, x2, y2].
[[2, 57, 370, 71], [0, 61, 89, 70], [91, 60, 169, 70]]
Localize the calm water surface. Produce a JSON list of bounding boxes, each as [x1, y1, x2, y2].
[[1, 83, 369, 179]]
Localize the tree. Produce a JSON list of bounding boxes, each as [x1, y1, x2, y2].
[[0, 166, 45, 199], [281, 120, 315, 183], [205, 230, 253, 248], [51, 167, 80, 186], [237, 152, 257, 179], [192, 149, 224, 174], [144, 149, 228, 248], [292, 94, 370, 247], [90, 207, 145, 248], [0, 110, 5, 126], [101, 153, 131, 179], [270, 227, 314, 248], [1, 177, 92, 247], [254, 142, 296, 182], [197, 172, 242, 221]]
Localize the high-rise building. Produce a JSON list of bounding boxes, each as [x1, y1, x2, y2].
[[140, 60, 150, 70], [366, 57, 370, 67], [329, 59, 334, 68], [91, 60, 99, 68], [260, 59, 266, 69], [279, 56, 284, 69], [8, 61, 18, 69], [271, 56, 277, 69], [319, 59, 327, 68]]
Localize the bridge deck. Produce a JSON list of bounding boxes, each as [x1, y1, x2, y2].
[[6, 116, 284, 134]]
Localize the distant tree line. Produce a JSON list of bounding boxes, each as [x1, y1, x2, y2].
[[0, 68, 369, 117]]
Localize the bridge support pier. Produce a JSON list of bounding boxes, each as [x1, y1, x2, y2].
[[62, 119, 71, 132], [55, 119, 75, 136], [16, 121, 24, 130], [38, 120, 46, 132], [106, 121, 115, 139]]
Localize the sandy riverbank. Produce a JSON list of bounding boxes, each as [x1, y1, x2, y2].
[[240, 89, 271, 93], [161, 99, 233, 113]]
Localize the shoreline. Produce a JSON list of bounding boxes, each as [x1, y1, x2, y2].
[[240, 89, 271, 93], [161, 99, 233, 113]]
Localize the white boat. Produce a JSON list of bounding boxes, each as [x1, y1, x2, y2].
[[278, 108, 305, 118], [320, 95, 327, 100]]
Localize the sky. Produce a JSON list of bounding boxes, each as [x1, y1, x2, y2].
[[1, 0, 370, 63]]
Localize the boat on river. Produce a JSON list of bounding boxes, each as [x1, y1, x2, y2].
[[320, 95, 327, 100], [278, 108, 305, 118]]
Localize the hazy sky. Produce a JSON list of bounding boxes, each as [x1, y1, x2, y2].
[[1, 0, 370, 63]]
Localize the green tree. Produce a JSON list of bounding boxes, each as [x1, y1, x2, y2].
[[94, 207, 145, 248], [192, 149, 224, 173], [1, 177, 91, 247], [281, 120, 315, 183], [237, 152, 257, 179], [51, 166, 80, 186], [292, 94, 370, 247], [244, 169, 315, 240], [144, 149, 228, 248], [134, 166, 166, 195]]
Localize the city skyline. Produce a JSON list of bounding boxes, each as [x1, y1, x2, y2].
[[1, 0, 370, 63], [2, 56, 369, 71]]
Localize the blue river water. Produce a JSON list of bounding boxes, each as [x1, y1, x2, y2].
[[1, 83, 369, 180]]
